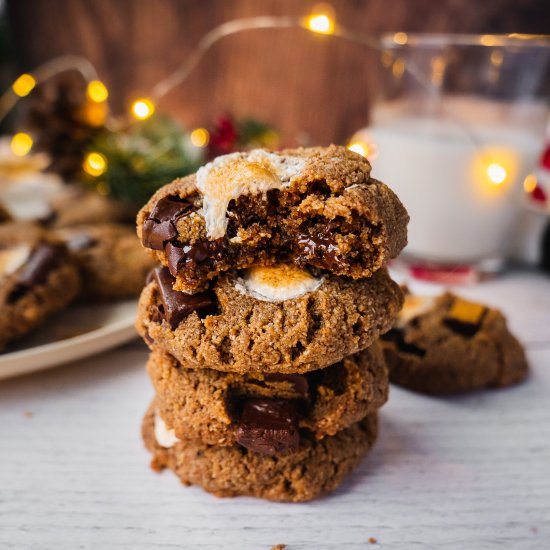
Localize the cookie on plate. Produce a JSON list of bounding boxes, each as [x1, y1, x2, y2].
[[54, 223, 156, 301], [48, 187, 134, 228], [137, 264, 403, 374], [143, 401, 378, 502], [381, 291, 529, 395], [148, 342, 387, 447], [137, 145, 409, 292], [0, 224, 80, 350]]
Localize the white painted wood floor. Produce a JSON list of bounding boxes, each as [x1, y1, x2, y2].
[[1, 269, 549, 549]]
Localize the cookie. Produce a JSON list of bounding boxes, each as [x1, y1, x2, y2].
[[142, 401, 378, 502], [137, 145, 409, 292], [0, 224, 80, 350], [148, 342, 387, 447], [381, 291, 529, 395], [48, 187, 134, 228], [54, 223, 156, 301], [137, 264, 403, 374]]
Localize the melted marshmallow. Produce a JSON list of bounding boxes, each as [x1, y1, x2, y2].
[[234, 264, 323, 302], [397, 294, 435, 327], [154, 412, 180, 449], [0, 245, 31, 277], [196, 150, 306, 239]]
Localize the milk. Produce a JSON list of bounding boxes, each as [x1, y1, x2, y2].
[[363, 102, 544, 264]]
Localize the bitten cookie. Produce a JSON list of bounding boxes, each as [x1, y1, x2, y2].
[[137, 145, 409, 293], [381, 291, 529, 395], [143, 401, 378, 502], [0, 223, 80, 350], [137, 264, 403, 374], [54, 223, 156, 301], [148, 342, 388, 448]]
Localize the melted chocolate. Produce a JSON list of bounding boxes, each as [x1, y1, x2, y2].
[[235, 398, 300, 456], [264, 373, 309, 396], [294, 232, 344, 271], [142, 196, 197, 250], [7, 243, 66, 303], [152, 266, 217, 329], [381, 328, 426, 358]]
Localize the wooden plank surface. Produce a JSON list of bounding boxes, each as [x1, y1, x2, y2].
[[6, 0, 549, 144], [0, 269, 549, 549]]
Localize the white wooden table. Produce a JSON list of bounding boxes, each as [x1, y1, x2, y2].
[[1, 269, 549, 550]]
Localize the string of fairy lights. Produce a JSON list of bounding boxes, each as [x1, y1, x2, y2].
[[0, 6, 529, 191]]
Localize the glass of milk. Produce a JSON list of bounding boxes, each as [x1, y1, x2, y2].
[[354, 34, 550, 275]]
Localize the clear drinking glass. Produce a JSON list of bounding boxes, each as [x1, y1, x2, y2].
[[361, 34, 550, 275]]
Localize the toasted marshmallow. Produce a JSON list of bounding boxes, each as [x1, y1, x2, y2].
[[235, 264, 323, 302], [196, 150, 306, 239], [0, 245, 31, 278], [154, 412, 180, 449], [398, 293, 435, 327]]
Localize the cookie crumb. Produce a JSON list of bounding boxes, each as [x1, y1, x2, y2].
[[271, 545, 286, 550], [368, 537, 377, 544], [23, 410, 33, 418]]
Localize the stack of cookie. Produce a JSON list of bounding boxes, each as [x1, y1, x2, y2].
[[136, 145, 408, 501]]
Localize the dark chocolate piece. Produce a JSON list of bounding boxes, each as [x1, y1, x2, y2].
[[381, 328, 426, 357], [264, 373, 309, 396], [235, 399, 300, 456], [443, 318, 482, 337], [142, 196, 196, 250], [152, 266, 216, 329], [294, 232, 344, 271], [66, 233, 97, 251], [165, 240, 225, 276], [7, 243, 65, 303]]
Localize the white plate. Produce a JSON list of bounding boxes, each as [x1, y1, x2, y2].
[[0, 300, 138, 380]]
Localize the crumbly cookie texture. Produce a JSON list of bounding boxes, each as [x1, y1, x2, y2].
[[136, 267, 403, 374], [147, 342, 388, 446], [142, 401, 378, 502], [54, 223, 156, 301], [0, 225, 80, 350], [381, 291, 529, 395], [137, 145, 409, 293]]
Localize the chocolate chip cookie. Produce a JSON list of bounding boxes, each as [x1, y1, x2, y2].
[[0, 224, 80, 350], [142, 401, 378, 502], [54, 223, 156, 301], [137, 145, 409, 293], [148, 342, 387, 447], [381, 291, 529, 395], [137, 265, 403, 374]]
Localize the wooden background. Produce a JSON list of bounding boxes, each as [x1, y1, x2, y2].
[[6, 0, 549, 144]]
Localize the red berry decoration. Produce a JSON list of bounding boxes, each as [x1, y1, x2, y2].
[[206, 115, 238, 160], [532, 184, 547, 204], [540, 145, 550, 171]]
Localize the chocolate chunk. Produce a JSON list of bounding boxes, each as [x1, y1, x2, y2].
[[235, 399, 300, 456], [294, 232, 344, 271], [381, 328, 426, 357], [165, 240, 225, 276], [152, 266, 217, 329], [142, 196, 197, 250], [66, 233, 97, 251], [7, 243, 66, 303], [264, 373, 309, 396], [443, 318, 482, 337]]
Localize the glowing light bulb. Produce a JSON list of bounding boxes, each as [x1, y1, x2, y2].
[[392, 32, 408, 45], [190, 128, 210, 147], [83, 152, 107, 177], [10, 133, 33, 156], [86, 80, 109, 103], [12, 74, 36, 97], [305, 12, 335, 35], [348, 142, 369, 157], [131, 98, 155, 120], [523, 173, 537, 193], [486, 163, 507, 185]]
